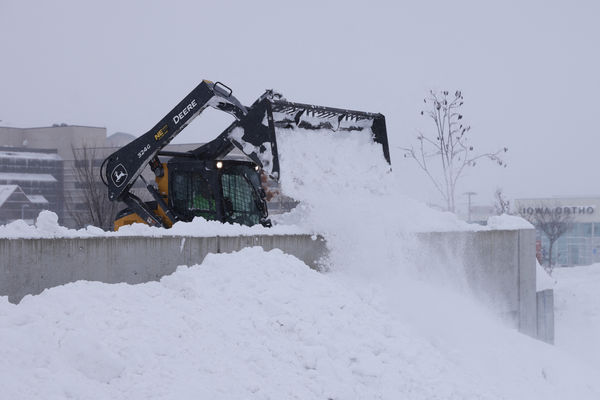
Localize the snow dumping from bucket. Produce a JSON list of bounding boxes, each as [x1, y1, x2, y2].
[[272, 127, 472, 280]]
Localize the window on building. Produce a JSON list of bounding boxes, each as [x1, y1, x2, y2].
[[594, 223, 600, 236], [573, 223, 593, 237]]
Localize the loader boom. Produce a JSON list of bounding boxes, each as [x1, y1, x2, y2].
[[102, 80, 248, 202]]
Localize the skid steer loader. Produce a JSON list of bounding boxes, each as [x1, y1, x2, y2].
[[101, 80, 390, 230]]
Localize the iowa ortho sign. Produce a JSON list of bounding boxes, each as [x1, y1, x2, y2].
[[520, 206, 595, 215]]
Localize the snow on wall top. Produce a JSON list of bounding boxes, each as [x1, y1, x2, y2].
[[486, 214, 534, 230], [0, 210, 309, 239]]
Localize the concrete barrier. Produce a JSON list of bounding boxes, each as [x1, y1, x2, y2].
[[0, 234, 327, 303], [536, 289, 555, 344], [415, 229, 537, 338]]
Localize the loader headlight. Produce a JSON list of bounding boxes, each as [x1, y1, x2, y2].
[[255, 165, 259, 171], [216, 161, 223, 169]]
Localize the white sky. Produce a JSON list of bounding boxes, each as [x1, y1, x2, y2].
[[1, 0, 598, 209]]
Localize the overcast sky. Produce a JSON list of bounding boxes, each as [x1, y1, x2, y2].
[[1, 0, 598, 210]]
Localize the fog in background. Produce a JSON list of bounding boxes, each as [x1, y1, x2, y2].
[[1, 0, 598, 210]]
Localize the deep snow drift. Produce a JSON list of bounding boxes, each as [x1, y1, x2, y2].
[[1, 248, 598, 399], [1, 128, 599, 399]]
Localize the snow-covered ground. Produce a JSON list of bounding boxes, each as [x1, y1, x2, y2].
[[1, 248, 599, 399], [1, 129, 599, 399], [554, 264, 600, 370]]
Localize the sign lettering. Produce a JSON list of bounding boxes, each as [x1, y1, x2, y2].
[[520, 206, 595, 216]]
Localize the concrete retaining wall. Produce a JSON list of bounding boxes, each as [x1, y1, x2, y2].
[[0, 235, 327, 303], [536, 289, 555, 344], [415, 229, 538, 337]]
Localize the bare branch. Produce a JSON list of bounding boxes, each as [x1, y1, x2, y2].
[[402, 90, 508, 212], [65, 145, 121, 230], [493, 188, 511, 215], [519, 203, 574, 273]]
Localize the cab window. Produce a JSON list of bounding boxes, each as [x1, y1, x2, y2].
[[171, 172, 216, 221], [221, 167, 261, 226]]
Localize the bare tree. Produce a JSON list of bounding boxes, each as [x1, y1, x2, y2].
[[493, 188, 511, 215], [66, 145, 120, 230], [402, 90, 508, 212], [520, 205, 574, 273]]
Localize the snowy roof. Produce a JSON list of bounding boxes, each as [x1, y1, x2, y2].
[[0, 150, 62, 161], [0, 185, 48, 207], [0, 172, 57, 182], [0, 185, 19, 207], [26, 194, 48, 204]]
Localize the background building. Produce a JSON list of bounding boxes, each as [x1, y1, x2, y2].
[[515, 197, 600, 266], [0, 125, 116, 227], [0, 148, 63, 223]]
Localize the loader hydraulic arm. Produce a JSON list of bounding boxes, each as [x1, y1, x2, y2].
[[102, 80, 247, 203]]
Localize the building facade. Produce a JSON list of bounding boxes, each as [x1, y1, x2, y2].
[[515, 197, 600, 266], [0, 125, 111, 227], [0, 148, 63, 224]]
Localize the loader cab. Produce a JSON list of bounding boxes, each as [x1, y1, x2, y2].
[[113, 157, 270, 231], [168, 157, 270, 227]]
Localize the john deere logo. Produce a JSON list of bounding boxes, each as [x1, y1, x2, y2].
[[111, 164, 128, 187]]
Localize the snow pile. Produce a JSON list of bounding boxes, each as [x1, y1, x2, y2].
[[554, 265, 600, 369], [2, 247, 598, 399], [0, 210, 77, 238]]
